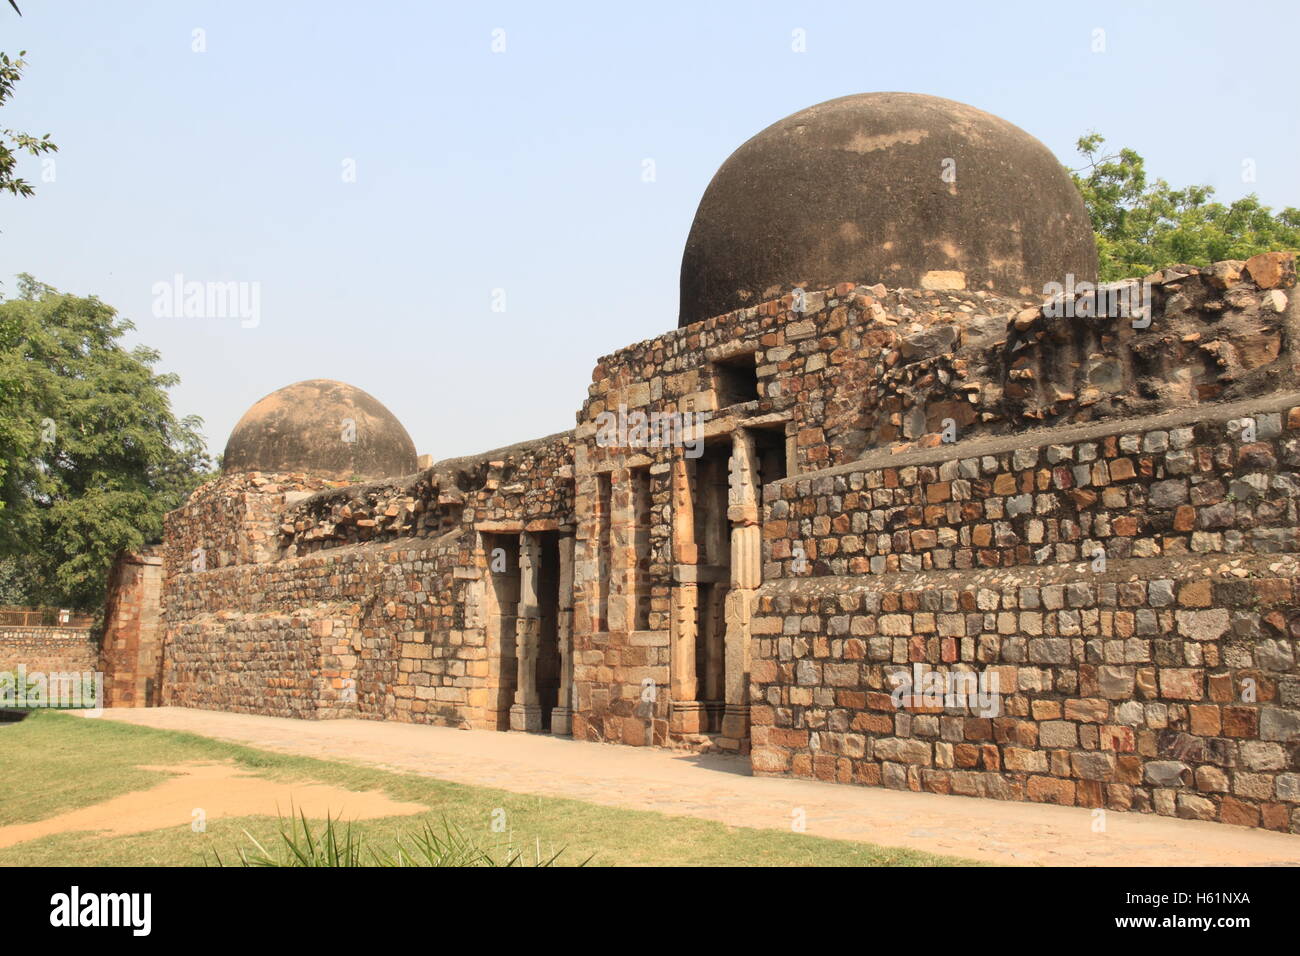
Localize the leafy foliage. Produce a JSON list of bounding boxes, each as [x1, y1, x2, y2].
[[0, 276, 214, 609], [0, 50, 56, 200], [0, 556, 33, 604], [1071, 133, 1300, 281]]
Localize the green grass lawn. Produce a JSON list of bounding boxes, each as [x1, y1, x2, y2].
[[0, 711, 980, 867]]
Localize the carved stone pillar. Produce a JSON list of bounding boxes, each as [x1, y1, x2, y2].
[[550, 534, 576, 735], [669, 455, 704, 735], [510, 532, 543, 732], [722, 429, 761, 747]]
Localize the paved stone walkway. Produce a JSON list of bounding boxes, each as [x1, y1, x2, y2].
[[80, 707, 1299, 866]]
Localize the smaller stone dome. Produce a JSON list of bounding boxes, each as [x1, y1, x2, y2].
[[222, 380, 418, 480]]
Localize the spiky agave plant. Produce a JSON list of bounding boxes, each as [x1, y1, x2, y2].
[[210, 809, 582, 867], [210, 809, 365, 867]]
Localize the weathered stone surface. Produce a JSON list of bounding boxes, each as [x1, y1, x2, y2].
[[1176, 609, 1230, 642], [1072, 752, 1116, 780], [1244, 251, 1295, 290], [1145, 761, 1191, 787], [1276, 774, 1300, 802], [1260, 707, 1300, 742], [678, 92, 1097, 326], [1040, 721, 1078, 748]]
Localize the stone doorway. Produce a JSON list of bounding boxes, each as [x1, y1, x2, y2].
[[692, 441, 731, 734], [483, 532, 521, 732], [508, 530, 574, 734], [669, 426, 774, 750]]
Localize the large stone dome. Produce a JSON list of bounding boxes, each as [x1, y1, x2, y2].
[[222, 379, 418, 480], [678, 92, 1098, 327]]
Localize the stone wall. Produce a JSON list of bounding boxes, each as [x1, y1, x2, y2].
[[160, 433, 575, 728], [165, 602, 364, 721], [566, 254, 1298, 760], [163, 472, 343, 574], [269, 432, 574, 557], [0, 626, 99, 676], [163, 536, 472, 723], [999, 253, 1297, 427], [750, 393, 1300, 832], [762, 403, 1298, 581], [578, 252, 1297, 473]]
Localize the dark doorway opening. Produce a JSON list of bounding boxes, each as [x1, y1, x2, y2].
[[750, 423, 789, 486], [596, 473, 611, 631], [535, 531, 562, 728], [631, 467, 653, 630], [711, 352, 760, 408]]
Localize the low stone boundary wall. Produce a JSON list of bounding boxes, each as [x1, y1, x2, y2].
[[0, 626, 99, 676]]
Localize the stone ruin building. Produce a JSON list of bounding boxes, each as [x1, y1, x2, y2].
[[30, 92, 1300, 832]]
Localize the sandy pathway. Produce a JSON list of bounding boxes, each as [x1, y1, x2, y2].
[[0, 760, 428, 849]]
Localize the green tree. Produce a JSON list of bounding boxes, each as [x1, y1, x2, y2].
[[0, 276, 213, 609], [0, 555, 37, 605], [1071, 133, 1300, 281]]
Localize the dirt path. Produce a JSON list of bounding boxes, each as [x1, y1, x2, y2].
[[79, 707, 1300, 866], [0, 760, 428, 849]]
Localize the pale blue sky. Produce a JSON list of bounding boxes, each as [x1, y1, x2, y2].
[[3, 1, 1297, 460]]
